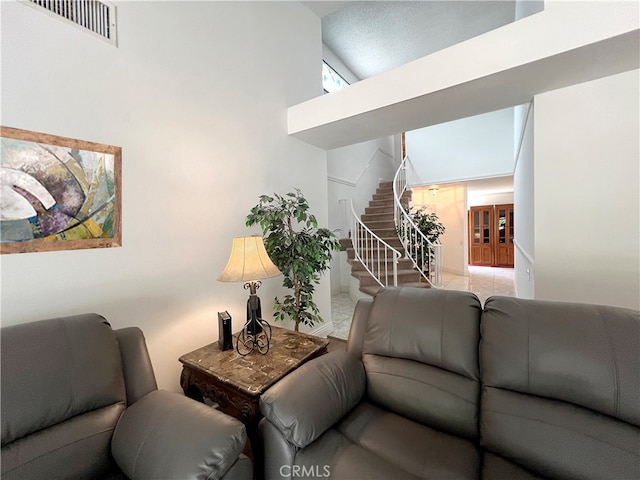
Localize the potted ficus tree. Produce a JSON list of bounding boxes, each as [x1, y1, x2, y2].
[[399, 207, 446, 278], [411, 207, 445, 244], [246, 189, 340, 332]]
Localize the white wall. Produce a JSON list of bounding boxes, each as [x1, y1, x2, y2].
[[533, 69, 639, 310], [405, 107, 515, 186], [513, 102, 535, 299], [327, 138, 397, 221], [327, 137, 397, 293], [0, 1, 330, 391], [467, 191, 514, 208], [412, 185, 468, 276]]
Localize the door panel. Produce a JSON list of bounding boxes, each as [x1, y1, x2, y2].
[[469, 204, 514, 267], [469, 207, 494, 265], [495, 204, 514, 267]]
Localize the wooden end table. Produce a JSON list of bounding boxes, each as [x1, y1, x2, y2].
[[179, 325, 328, 473]]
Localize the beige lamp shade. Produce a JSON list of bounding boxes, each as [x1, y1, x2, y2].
[[217, 236, 282, 282]]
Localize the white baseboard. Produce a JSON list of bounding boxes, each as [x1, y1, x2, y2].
[[310, 322, 334, 338]]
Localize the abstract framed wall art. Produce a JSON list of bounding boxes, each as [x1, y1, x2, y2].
[[0, 127, 121, 254]]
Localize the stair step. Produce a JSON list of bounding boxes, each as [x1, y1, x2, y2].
[[401, 281, 431, 289], [350, 259, 415, 271], [360, 281, 430, 297], [364, 205, 394, 218], [376, 184, 410, 196], [354, 274, 420, 287], [383, 238, 403, 248], [352, 232, 404, 248], [346, 247, 410, 262], [339, 238, 352, 251], [360, 212, 393, 225], [352, 269, 422, 287], [360, 285, 383, 296], [373, 188, 410, 198], [372, 193, 394, 201], [361, 216, 394, 225], [368, 201, 394, 210], [367, 227, 398, 236], [351, 267, 418, 277], [348, 248, 406, 261], [349, 239, 404, 250], [363, 220, 396, 230]]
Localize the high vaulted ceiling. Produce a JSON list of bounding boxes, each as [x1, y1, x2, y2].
[[304, 1, 534, 81]]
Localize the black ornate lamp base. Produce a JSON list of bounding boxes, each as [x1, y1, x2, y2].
[[236, 318, 272, 356], [235, 280, 272, 356]]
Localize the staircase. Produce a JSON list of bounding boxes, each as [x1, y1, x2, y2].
[[342, 181, 429, 296]]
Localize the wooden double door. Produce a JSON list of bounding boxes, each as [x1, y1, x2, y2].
[[468, 204, 514, 267]]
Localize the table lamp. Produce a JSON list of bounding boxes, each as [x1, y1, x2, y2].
[[217, 236, 281, 355]]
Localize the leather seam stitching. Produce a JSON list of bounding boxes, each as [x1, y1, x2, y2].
[[367, 369, 478, 405]]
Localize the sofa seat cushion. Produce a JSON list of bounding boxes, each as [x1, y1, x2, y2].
[[481, 386, 640, 480], [295, 402, 480, 480], [482, 453, 547, 480]]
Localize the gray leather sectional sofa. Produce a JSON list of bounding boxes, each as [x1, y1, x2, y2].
[[260, 287, 639, 480], [1, 314, 252, 480]]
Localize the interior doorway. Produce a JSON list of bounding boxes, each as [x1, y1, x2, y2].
[[468, 204, 514, 267]]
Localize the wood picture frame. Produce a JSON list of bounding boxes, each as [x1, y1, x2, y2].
[[0, 126, 122, 254]]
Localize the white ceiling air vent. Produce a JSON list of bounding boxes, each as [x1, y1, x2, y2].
[[19, 0, 117, 46]]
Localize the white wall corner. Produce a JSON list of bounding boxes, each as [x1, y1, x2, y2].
[[310, 321, 334, 339]]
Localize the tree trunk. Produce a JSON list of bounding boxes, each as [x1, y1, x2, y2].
[[288, 216, 301, 332]]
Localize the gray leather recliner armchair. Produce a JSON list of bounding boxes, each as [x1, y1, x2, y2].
[[1, 314, 252, 480]]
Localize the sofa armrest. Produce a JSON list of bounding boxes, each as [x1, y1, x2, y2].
[[114, 327, 157, 405], [260, 350, 365, 448], [112, 390, 249, 480]]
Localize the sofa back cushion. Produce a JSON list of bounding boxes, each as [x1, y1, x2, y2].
[[480, 296, 640, 480], [1, 314, 127, 479], [362, 287, 482, 439]]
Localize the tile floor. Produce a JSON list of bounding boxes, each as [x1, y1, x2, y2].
[[330, 293, 360, 340], [330, 266, 515, 340]]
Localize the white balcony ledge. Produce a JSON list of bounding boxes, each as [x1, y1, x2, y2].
[[288, 1, 640, 150]]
